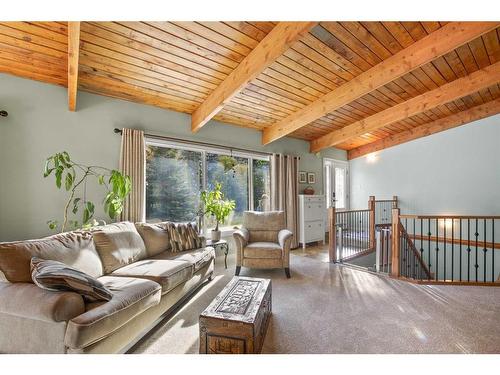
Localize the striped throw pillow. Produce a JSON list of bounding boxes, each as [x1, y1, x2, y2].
[[30, 257, 112, 302], [165, 222, 203, 252]]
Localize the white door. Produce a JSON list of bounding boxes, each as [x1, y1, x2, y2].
[[324, 159, 349, 210]]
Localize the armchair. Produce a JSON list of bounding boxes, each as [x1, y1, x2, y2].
[[233, 211, 293, 278]]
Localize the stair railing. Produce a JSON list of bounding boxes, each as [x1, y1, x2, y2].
[[391, 208, 500, 285]]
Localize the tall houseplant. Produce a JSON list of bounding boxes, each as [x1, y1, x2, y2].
[[43, 151, 131, 232], [200, 182, 235, 241]]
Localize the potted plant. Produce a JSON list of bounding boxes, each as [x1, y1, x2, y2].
[[43, 151, 131, 232], [200, 182, 235, 241]]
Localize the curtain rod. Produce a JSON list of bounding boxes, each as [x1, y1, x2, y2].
[[113, 128, 289, 158]]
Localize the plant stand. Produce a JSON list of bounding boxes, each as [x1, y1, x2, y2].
[[206, 239, 229, 269]]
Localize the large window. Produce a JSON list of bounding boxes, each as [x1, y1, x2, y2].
[[145, 140, 270, 231]]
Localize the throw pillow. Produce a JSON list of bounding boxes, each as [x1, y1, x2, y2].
[[135, 222, 171, 257], [30, 257, 112, 302], [165, 222, 203, 252], [91, 221, 147, 274], [0, 231, 102, 283]]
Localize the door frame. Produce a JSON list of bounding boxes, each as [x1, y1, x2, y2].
[[323, 158, 350, 211]]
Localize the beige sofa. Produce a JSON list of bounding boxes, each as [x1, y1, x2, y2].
[[0, 221, 215, 354], [233, 211, 293, 278]]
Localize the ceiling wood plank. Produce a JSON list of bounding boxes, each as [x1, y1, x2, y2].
[[262, 22, 499, 145], [347, 98, 500, 159], [68, 22, 80, 111], [191, 22, 316, 133], [310, 61, 500, 152]]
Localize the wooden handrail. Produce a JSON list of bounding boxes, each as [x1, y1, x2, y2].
[[407, 234, 500, 250], [400, 215, 500, 220]]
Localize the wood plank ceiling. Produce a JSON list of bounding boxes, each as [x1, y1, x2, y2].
[[0, 21, 499, 158]]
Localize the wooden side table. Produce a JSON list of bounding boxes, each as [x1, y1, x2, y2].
[[206, 239, 229, 269]]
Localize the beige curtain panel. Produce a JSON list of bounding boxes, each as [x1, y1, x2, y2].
[[119, 128, 145, 223], [270, 154, 299, 249]]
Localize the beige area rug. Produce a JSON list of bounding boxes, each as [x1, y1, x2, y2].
[[131, 250, 500, 354]]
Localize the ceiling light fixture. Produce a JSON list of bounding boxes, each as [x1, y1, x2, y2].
[[366, 153, 377, 163]]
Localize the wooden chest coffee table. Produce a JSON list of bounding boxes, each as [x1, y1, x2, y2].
[[199, 276, 271, 354]]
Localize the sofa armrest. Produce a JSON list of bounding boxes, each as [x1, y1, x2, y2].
[[0, 281, 85, 323], [233, 228, 249, 266], [278, 229, 293, 268]]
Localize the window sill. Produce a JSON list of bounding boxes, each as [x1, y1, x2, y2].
[[204, 227, 237, 239]]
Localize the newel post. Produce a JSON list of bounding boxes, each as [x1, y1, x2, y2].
[[369, 196, 375, 249], [392, 195, 398, 209], [391, 208, 400, 277], [328, 206, 336, 263]]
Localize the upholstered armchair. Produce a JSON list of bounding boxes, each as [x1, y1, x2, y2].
[[233, 211, 293, 278]]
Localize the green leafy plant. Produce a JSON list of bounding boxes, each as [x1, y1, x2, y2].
[[43, 151, 131, 232], [200, 182, 235, 231]]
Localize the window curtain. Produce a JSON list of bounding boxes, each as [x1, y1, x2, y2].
[[270, 154, 299, 249], [119, 128, 145, 223]]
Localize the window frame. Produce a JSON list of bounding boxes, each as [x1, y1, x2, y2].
[[145, 137, 271, 236]]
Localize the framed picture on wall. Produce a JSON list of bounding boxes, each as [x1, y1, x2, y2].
[[299, 171, 307, 184], [307, 172, 316, 184]]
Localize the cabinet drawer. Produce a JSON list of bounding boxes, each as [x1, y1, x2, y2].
[[304, 203, 325, 221], [304, 220, 324, 240], [304, 196, 325, 204]]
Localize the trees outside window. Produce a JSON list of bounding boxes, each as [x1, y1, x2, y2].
[[145, 142, 270, 231]]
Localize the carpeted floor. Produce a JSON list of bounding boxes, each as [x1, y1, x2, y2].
[[131, 249, 500, 354]]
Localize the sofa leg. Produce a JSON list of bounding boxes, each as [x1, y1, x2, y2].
[[285, 268, 291, 279], [235, 266, 241, 276]]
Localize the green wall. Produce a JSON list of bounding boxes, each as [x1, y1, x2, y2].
[[0, 73, 346, 241]]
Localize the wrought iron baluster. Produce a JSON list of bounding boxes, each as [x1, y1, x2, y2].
[[444, 218, 447, 281], [492, 220, 495, 283], [483, 218, 487, 283], [475, 218, 479, 282], [428, 218, 431, 277], [435, 219, 439, 281], [451, 219, 454, 282], [467, 219, 471, 282], [460, 219, 463, 282]]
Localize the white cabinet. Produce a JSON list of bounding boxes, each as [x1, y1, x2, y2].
[[298, 195, 326, 249]]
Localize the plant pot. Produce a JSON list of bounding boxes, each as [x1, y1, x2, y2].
[[211, 230, 221, 242]]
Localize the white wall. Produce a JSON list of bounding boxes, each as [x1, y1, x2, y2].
[[349, 114, 500, 215], [0, 74, 346, 241]]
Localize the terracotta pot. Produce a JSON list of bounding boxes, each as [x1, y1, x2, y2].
[[211, 230, 221, 242], [303, 186, 315, 195]]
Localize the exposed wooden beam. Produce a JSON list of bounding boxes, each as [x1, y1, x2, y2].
[[310, 61, 500, 153], [68, 22, 81, 111], [191, 22, 316, 133], [347, 99, 500, 160], [262, 22, 499, 145]]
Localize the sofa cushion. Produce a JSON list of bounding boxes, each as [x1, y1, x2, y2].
[[153, 247, 215, 272], [165, 222, 203, 252], [0, 281, 85, 323], [0, 231, 103, 283], [110, 259, 193, 295], [31, 257, 112, 302], [65, 276, 161, 349], [135, 222, 170, 257], [244, 242, 283, 259], [92, 222, 147, 274]]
